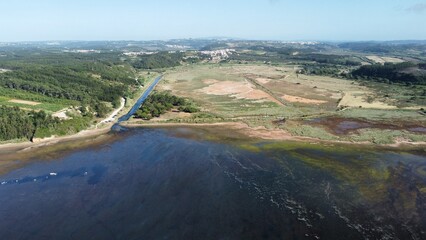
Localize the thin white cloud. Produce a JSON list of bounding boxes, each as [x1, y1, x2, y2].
[[406, 3, 426, 13]]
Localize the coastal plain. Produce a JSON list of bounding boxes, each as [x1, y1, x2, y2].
[[132, 63, 426, 145]]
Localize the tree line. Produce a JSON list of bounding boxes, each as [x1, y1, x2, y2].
[[134, 92, 199, 120], [0, 106, 93, 141], [131, 52, 183, 69], [0, 50, 140, 120], [351, 62, 426, 85], [0, 106, 56, 141]]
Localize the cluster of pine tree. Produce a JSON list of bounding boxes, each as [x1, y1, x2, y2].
[[134, 92, 198, 120], [351, 62, 426, 85], [0, 50, 137, 114], [0, 106, 58, 141], [131, 52, 183, 69]]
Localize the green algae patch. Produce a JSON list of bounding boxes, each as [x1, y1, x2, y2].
[[236, 139, 426, 215], [238, 144, 262, 153], [238, 140, 368, 155]]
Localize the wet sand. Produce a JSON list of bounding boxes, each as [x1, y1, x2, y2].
[[0, 123, 113, 154]]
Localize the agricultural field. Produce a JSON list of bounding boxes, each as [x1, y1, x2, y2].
[[366, 55, 405, 64], [0, 88, 77, 112], [149, 63, 426, 144]]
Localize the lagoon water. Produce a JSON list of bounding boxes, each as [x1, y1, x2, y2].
[[0, 127, 425, 240]]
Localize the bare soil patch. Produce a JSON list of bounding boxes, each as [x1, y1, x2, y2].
[[8, 99, 41, 106], [256, 78, 271, 84], [366, 56, 386, 64], [281, 95, 327, 105], [381, 57, 404, 63], [202, 79, 220, 85], [199, 80, 282, 105], [366, 56, 404, 64], [52, 108, 71, 120]]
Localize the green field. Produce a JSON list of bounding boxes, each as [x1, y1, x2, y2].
[[151, 63, 426, 144], [0, 87, 78, 112]]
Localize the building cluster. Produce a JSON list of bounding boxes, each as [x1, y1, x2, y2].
[[199, 49, 236, 61], [123, 51, 157, 56]]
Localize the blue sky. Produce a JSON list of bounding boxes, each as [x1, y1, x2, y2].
[[0, 0, 425, 41]]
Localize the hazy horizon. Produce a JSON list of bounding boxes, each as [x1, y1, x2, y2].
[[2, 38, 426, 44], [1, 0, 426, 42]]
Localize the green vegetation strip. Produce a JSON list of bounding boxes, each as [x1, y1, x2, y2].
[[134, 91, 199, 120]]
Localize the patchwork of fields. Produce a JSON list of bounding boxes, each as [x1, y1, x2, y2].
[[145, 63, 426, 144]]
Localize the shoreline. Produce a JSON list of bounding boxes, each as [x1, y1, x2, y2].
[[1, 120, 425, 154], [122, 121, 426, 149], [0, 123, 113, 153]]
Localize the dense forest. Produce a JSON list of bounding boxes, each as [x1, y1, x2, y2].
[[0, 50, 140, 141], [300, 63, 344, 76], [350, 62, 426, 85], [0, 106, 90, 141], [290, 54, 361, 66], [229, 48, 361, 67], [0, 106, 44, 141], [134, 91, 198, 120], [0, 51, 136, 110], [131, 52, 183, 69]]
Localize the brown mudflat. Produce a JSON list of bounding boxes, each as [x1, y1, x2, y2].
[[306, 117, 426, 135]]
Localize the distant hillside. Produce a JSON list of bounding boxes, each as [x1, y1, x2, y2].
[[351, 62, 426, 85], [339, 41, 426, 54]]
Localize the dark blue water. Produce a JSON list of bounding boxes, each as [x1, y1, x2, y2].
[[0, 128, 425, 240]]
